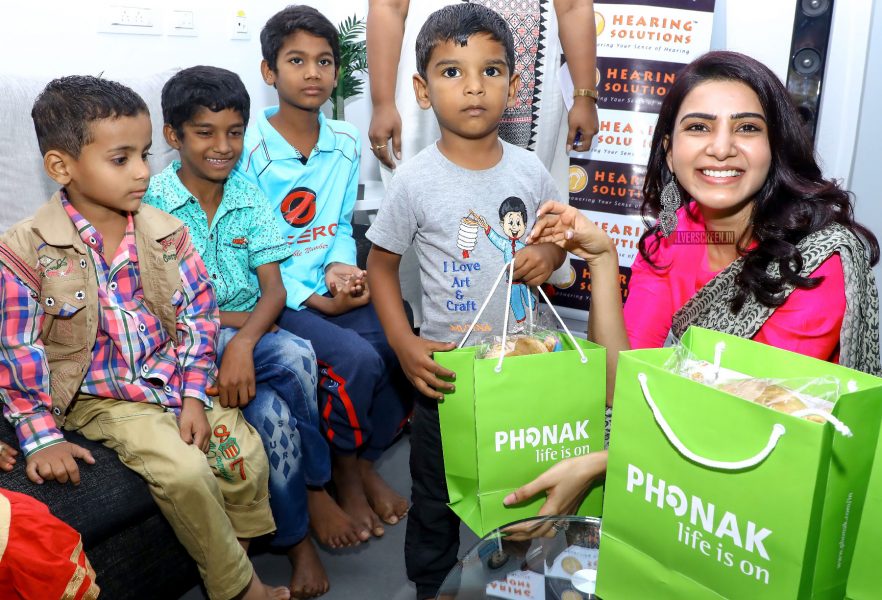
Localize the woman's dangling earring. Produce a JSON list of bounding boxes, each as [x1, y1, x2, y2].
[[658, 174, 682, 238]]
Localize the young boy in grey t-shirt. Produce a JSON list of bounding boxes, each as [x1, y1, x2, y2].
[[365, 5, 565, 598]]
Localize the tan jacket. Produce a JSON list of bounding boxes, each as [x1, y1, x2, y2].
[[0, 192, 187, 425]]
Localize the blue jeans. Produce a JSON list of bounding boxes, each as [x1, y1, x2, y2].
[[277, 301, 412, 461], [217, 327, 330, 547]]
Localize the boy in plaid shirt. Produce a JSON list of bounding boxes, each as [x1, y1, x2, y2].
[[0, 76, 288, 600]]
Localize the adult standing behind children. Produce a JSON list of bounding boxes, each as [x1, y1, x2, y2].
[[365, 5, 567, 598], [367, 0, 598, 326], [144, 66, 333, 598], [0, 76, 288, 600], [237, 5, 412, 546], [367, 0, 599, 177]]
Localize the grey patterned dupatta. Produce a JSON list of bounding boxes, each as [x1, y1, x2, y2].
[[670, 223, 882, 376]]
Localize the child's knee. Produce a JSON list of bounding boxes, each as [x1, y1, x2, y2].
[[158, 448, 217, 500]]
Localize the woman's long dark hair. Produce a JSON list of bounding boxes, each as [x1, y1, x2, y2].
[[639, 50, 879, 311]]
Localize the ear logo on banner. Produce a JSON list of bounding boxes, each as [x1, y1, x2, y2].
[[569, 165, 589, 193]]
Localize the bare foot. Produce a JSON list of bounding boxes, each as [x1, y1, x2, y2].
[[333, 454, 384, 538], [359, 458, 409, 525], [288, 537, 329, 598], [236, 573, 291, 600], [307, 488, 365, 549]]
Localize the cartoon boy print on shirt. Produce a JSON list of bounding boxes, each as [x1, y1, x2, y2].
[[473, 197, 537, 323]]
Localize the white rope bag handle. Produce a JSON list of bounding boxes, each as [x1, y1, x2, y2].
[[637, 341, 854, 470], [637, 372, 786, 470], [710, 342, 853, 437], [456, 260, 588, 373]]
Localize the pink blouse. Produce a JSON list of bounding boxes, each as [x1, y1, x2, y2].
[[623, 204, 845, 362]]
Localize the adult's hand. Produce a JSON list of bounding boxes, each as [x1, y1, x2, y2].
[[368, 102, 403, 169], [503, 451, 607, 540], [567, 97, 599, 153], [527, 201, 615, 263]]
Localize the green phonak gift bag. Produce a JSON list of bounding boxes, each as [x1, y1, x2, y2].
[[435, 262, 606, 537], [598, 327, 882, 600], [845, 417, 882, 599]]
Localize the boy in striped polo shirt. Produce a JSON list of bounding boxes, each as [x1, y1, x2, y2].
[[237, 5, 412, 545]]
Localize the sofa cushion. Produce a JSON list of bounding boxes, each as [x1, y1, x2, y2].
[[0, 69, 179, 232], [0, 419, 161, 549]]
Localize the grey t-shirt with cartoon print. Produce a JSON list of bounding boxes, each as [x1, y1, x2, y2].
[[367, 140, 561, 343]]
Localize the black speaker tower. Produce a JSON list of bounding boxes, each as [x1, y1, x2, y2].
[[786, 0, 835, 142]]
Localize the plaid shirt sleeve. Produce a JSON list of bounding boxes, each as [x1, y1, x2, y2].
[[0, 268, 66, 456], [175, 233, 219, 406]]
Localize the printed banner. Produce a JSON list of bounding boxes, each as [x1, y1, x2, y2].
[[548, 0, 715, 318]]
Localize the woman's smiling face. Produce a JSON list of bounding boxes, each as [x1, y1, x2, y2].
[[667, 79, 772, 220]]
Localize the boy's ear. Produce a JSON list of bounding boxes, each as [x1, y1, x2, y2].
[[43, 150, 73, 186], [260, 59, 277, 87], [507, 72, 520, 109], [163, 123, 182, 150], [412, 74, 432, 110]]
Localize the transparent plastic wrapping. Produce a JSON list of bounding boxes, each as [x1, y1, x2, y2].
[[663, 343, 837, 423], [475, 310, 563, 360]]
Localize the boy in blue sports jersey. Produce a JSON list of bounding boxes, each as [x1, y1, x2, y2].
[[145, 66, 338, 597], [237, 5, 411, 544]]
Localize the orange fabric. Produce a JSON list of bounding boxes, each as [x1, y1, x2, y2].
[[0, 489, 99, 600]]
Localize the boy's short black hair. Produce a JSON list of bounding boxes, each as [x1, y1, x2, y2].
[[261, 5, 340, 71], [499, 196, 527, 222], [31, 75, 148, 157], [161, 66, 250, 136], [415, 3, 515, 79]]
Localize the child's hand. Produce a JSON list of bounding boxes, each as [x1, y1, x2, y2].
[[329, 277, 371, 314], [0, 441, 18, 472], [179, 397, 211, 453], [395, 333, 457, 400], [25, 441, 96, 485], [217, 337, 256, 408], [326, 263, 367, 297], [513, 244, 558, 287]]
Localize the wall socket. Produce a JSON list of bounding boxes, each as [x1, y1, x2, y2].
[[99, 5, 161, 35], [231, 10, 250, 40], [168, 9, 197, 37]]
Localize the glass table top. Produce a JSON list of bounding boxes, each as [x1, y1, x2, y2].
[[437, 516, 602, 600]]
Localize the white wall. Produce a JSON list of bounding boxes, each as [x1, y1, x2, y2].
[[0, 0, 378, 178], [2, 0, 878, 204], [851, 0, 882, 280]]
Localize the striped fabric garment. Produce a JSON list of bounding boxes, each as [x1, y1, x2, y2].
[[0, 196, 218, 456]]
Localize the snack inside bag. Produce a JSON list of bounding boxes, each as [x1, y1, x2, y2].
[[474, 307, 564, 360], [478, 331, 562, 359], [663, 343, 838, 422]]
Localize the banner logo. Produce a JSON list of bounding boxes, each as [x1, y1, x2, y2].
[[569, 165, 589, 193]]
